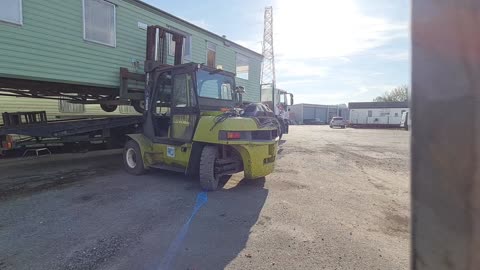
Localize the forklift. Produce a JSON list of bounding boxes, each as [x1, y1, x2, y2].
[[123, 26, 279, 191]]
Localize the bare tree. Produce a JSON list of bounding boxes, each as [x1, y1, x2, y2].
[[373, 85, 409, 102]]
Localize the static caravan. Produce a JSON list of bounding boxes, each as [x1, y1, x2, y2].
[[289, 103, 349, 125], [0, 0, 263, 124], [348, 102, 409, 128]]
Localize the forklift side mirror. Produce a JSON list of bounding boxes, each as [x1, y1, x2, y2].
[[234, 86, 245, 105], [235, 86, 246, 94]]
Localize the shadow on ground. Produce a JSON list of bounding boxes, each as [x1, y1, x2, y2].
[[0, 151, 267, 270], [116, 173, 269, 270]]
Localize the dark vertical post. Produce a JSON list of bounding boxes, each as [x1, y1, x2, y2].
[[145, 26, 156, 61], [173, 34, 184, 66], [412, 0, 480, 269]]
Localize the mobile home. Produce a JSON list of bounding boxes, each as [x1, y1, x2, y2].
[[349, 102, 409, 128], [0, 0, 263, 123]]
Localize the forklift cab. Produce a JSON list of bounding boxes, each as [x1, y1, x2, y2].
[[143, 63, 240, 144]]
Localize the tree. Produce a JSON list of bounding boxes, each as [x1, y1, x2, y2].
[[373, 85, 409, 102]]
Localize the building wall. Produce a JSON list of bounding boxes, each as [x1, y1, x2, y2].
[[349, 108, 409, 125], [0, 0, 262, 118], [289, 104, 304, 124], [290, 103, 349, 124]]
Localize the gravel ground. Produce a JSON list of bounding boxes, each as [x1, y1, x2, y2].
[[0, 125, 410, 270]]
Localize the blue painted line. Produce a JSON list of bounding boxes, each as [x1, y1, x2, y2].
[[158, 192, 208, 270]]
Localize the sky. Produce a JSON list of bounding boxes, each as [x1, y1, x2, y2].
[[144, 0, 410, 105]]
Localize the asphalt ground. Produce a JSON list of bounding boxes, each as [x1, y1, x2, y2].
[[0, 125, 410, 270]]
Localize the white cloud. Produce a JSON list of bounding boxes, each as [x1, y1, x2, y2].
[[276, 79, 319, 87], [274, 0, 407, 60], [276, 61, 329, 78], [295, 92, 351, 105], [351, 84, 398, 100], [376, 51, 409, 61], [237, 0, 409, 104]]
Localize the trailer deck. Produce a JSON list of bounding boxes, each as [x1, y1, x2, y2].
[[0, 116, 143, 137], [0, 113, 143, 154]]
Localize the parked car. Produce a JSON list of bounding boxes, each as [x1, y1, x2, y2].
[[330, 117, 347, 128]]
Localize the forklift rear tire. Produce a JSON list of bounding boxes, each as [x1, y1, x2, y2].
[[100, 104, 118, 112], [132, 100, 145, 114], [124, 140, 146, 175], [199, 145, 220, 191]]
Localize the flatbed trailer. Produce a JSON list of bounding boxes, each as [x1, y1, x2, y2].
[[0, 112, 143, 155]]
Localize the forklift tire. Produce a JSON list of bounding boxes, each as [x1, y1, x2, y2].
[[199, 145, 220, 191], [123, 140, 146, 175], [132, 100, 145, 114], [100, 104, 118, 112]]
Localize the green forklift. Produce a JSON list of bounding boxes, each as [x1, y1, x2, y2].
[[123, 26, 279, 191]]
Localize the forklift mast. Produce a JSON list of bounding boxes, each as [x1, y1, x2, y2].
[[145, 26, 184, 65]]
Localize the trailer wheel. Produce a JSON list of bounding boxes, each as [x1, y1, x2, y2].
[[199, 145, 220, 191], [123, 140, 146, 175], [100, 104, 118, 112], [132, 100, 145, 114]]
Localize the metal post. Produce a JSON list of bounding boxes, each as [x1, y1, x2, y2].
[[154, 28, 159, 62], [412, 0, 480, 269], [326, 106, 329, 123]]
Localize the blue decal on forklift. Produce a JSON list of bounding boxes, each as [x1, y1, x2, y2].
[[167, 146, 175, 158], [158, 192, 208, 270]]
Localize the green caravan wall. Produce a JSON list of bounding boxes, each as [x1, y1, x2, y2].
[[0, 0, 262, 104]]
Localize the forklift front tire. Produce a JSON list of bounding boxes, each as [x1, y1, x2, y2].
[[124, 140, 146, 175], [199, 145, 220, 191]]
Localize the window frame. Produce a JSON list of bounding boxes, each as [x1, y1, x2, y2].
[[196, 70, 234, 101], [235, 53, 250, 80], [0, 0, 23, 26], [172, 73, 196, 108], [167, 28, 192, 63], [82, 0, 117, 47], [206, 41, 217, 68]]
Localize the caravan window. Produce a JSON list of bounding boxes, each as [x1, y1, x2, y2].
[[0, 0, 23, 25], [168, 28, 192, 63], [206, 42, 216, 68], [236, 53, 250, 80], [83, 0, 116, 47]]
